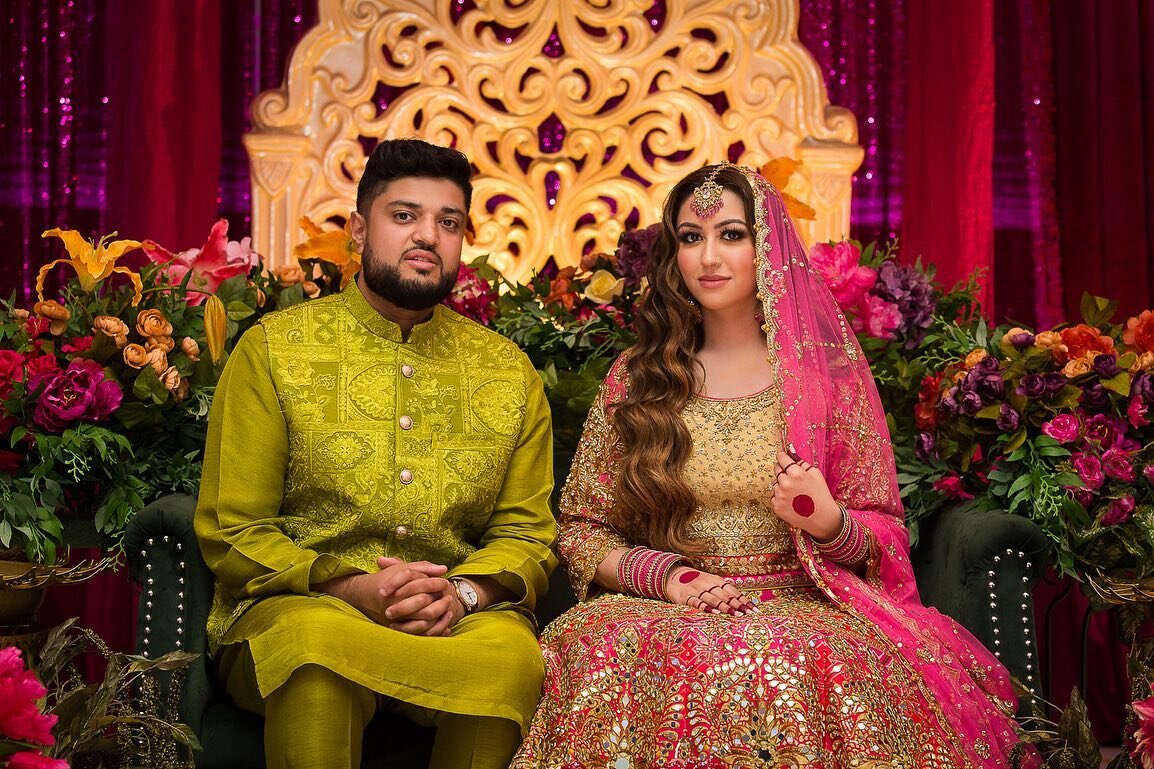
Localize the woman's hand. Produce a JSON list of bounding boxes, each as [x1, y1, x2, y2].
[[770, 449, 843, 542], [664, 565, 756, 615]]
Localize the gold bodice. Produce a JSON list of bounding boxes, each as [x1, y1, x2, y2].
[[680, 389, 804, 580]]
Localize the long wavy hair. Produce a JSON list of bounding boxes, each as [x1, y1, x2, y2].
[[609, 165, 757, 553]]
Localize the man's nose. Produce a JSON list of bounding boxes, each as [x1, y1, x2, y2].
[[414, 214, 439, 245]]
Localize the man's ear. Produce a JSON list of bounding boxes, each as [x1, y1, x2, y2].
[[349, 210, 366, 250]]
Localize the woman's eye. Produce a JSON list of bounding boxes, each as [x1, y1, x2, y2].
[[721, 228, 748, 241], [678, 231, 701, 244]]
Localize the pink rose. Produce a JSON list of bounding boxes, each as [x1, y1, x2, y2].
[[1084, 413, 1128, 449], [32, 359, 122, 433], [1102, 495, 1136, 526], [809, 241, 877, 310], [1133, 694, 1154, 769], [852, 294, 902, 340], [61, 335, 93, 353], [1145, 464, 1154, 485], [6, 751, 70, 769], [0, 646, 58, 745], [1102, 448, 1137, 482], [1129, 397, 1150, 429], [1067, 486, 1095, 508], [1042, 413, 1081, 444], [0, 349, 25, 399], [933, 475, 974, 501], [1071, 453, 1105, 490]]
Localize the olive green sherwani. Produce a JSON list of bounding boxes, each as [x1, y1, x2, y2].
[[194, 281, 557, 746]]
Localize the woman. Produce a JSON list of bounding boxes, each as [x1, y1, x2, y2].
[[512, 164, 1029, 768]]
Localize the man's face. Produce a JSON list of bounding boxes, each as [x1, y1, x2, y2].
[[350, 176, 467, 311]]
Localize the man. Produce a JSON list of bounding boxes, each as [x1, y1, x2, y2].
[[194, 139, 557, 769]]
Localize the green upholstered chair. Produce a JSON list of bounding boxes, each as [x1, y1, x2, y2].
[[126, 486, 1048, 767]]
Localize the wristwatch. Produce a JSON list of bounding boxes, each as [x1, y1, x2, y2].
[[450, 578, 479, 614]]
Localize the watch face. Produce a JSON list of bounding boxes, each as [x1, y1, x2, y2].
[[456, 580, 478, 609]]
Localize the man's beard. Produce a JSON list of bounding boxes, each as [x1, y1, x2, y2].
[[361, 246, 459, 311]]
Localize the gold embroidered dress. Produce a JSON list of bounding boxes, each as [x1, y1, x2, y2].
[[512, 383, 985, 768], [194, 281, 557, 731]]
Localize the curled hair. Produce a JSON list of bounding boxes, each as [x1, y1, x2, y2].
[[356, 138, 474, 214], [609, 165, 756, 553]]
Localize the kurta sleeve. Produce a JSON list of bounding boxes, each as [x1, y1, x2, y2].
[[194, 325, 361, 599], [556, 356, 631, 601], [447, 355, 558, 611]]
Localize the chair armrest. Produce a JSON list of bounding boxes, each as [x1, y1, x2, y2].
[[124, 494, 216, 735], [911, 502, 1048, 698]]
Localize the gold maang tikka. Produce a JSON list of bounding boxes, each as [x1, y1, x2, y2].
[[689, 165, 725, 220]]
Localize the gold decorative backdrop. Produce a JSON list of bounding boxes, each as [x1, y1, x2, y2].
[[246, 0, 863, 282]]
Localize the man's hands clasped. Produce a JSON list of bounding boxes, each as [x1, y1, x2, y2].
[[318, 556, 465, 637]]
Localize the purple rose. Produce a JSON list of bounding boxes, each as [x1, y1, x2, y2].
[[615, 223, 661, 289], [1044, 372, 1067, 395], [1084, 413, 1126, 449], [939, 387, 961, 417], [1102, 495, 1136, 526], [915, 431, 936, 460], [1010, 331, 1036, 349], [1132, 372, 1154, 402], [32, 359, 122, 433], [1072, 453, 1105, 490], [1042, 413, 1082, 444], [959, 389, 984, 415], [871, 259, 937, 348], [996, 403, 1021, 432], [964, 359, 1004, 401], [1102, 448, 1137, 482], [1017, 373, 1048, 399], [1080, 382, 1111, 412], [1093, 354, 1122, 379]]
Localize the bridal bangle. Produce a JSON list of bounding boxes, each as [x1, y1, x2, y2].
[[618, 547, 687, 601], [814, 502, 869, 565]]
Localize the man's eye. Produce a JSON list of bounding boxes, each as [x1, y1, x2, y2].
[[441, 219, 460, 230], [394, 211, 414, 222]]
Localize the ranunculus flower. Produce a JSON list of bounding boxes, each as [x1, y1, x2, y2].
[[1071, 453, 1105, 490], [146, 348, 169, 375], [1063, 356, 1095, 378], [0, 645, 58, 745], [852, 294, 902, 340], [1044, 372, 1068, 394], [181, 337, 201, 362], [1093, 354, 1122, 379], [92, 315, 130, 349], [1124, 310, 1154, 354], [915, 431, 936, 460], [0, 349, 27, 399], [1102, 448, 1137, 482], [62, 335, 93, 353], [933, 475, 974, 500], [24, 316, 51, 338], [6, 751, 70, 769], [1035, 330, 1066, 352], [809, 241, 876, 310], [1068, 486, 1095, 508], [442, 263, 499, 326], [1002, 327, 1036, 349], [1133, 373, 1154, 402], [23, 354, 60, 393], [1017, 373, 1047, 399], [146, 335, 175, 353], [996, 403, 1021, 432], [159, 366, 182, 393], [1132, 351, 1154, 373], [32, 299, 70, 336], [143, 218, 260, 305], [958, 389, 983, 415], [615, 223, 660, 289], [1080, 382, 1111, 412], [871, 259, 936, 347], [1084, 413, 1127, 449], [1102, 495, 1136, 526], [275, 265, 306, 286], [32, 358, 122, 432], [1132, 694, 1154, 769], [1056, 324, 1116, 365], [583, 269, 626, 305], [938, 387, 961, 417], [964, 349, 989, 369], [135, 308, 172, 338], [1130, 397, 1151, 429], [122, 343, 149, 369]]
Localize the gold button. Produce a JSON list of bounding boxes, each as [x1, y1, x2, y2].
[[399, 469, 413, 484], [401, 364, 414, 378], [394, 525, 410, 540], [399, 415, 413, 430]]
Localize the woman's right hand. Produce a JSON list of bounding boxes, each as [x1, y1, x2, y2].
[[664, 565, 756, 616]]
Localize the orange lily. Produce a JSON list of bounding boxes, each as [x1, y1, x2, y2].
[[38, 228, 144, 305], [293, 216, 361, 288], [759, 157, 817, 222]]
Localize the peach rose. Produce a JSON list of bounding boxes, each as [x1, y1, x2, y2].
[[964, 349, 989, 369], [146, 335, 176, 353], [159, 365, 182, 393], [146, 348, 169, 375], [1035, 330, 1064, 350], [1130, 351, 1154, 373], [1056, 324, 1115, 365], [1062, 356, 1094, 378], [276, 265, 306, 286], [1124, 310, 1154, 354], [180, 337, 200, 362], [93, 315, 130, 349], [33, 299, 70, 335], [303, 281, 321, 299], [122, 343, 149, 369], [12, 309, 30, 322], [136, 308, 172, 338]]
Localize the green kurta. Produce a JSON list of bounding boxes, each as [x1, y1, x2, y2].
[[194, 280, 558, 731]]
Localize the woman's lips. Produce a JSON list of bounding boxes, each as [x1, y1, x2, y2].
[[698, 275, 730, 288]]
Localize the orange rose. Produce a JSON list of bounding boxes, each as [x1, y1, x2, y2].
[[122, 343, 149, 369], [180, 337, 200, 362], [1035, 330, 1064, 351], [1123, 310, 1154, 354], [276, 265, 306, 286], [136, 308, 172, 338], [964, 349, 989, 369], [93, 315, 129, 349], [1131, 351, 1154, 373], [1062, 356, 1094, 378], [159, 366, 182, 393], [1055, 324, 1115, 365], [33, 299, 70, 336], [146, 348, 169, 375]]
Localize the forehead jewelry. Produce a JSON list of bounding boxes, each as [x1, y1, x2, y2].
[[690, 166, 725, 220]]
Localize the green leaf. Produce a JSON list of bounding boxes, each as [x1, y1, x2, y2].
[[1008, 473, 1033, 498], [1004, 427, 1028, 453], [1101, 371, 1131, 397], [1079, 292, 1119, 327], [132, 367, 169, 405], [276, 283, 305, 310], [9, 425, 26, 448], [975, 404, 1003, 420], [226, 300, 255, 322]]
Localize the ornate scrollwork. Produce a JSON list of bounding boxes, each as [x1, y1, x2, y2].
[[246, 0, 862, 282]]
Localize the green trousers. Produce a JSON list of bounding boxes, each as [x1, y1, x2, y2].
[[220, 644, 522, 769]]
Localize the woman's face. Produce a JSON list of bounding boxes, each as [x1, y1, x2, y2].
[[675, 188, 757, 314]]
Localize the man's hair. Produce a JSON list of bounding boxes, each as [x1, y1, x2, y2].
[[356, 139, 474, 214]]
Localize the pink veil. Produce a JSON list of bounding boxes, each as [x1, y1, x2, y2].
[[736, 164, 1029, 767]]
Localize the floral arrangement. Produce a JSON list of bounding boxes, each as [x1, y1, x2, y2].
[[0, 646, 66, 769], [0, 222, 270, 562], [909, 295, 1154, 579]]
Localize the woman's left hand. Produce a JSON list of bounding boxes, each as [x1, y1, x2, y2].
[[770, 449, 842, 541]]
